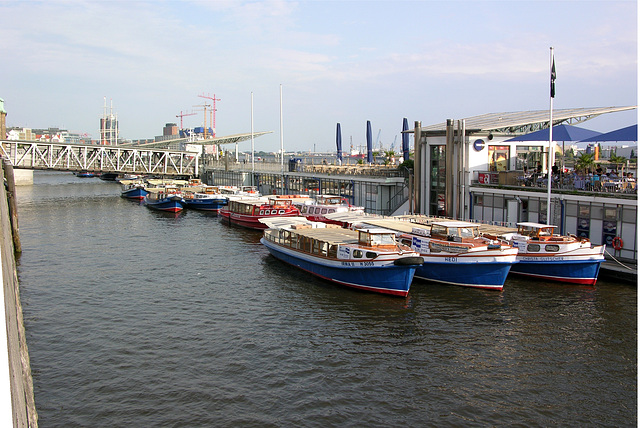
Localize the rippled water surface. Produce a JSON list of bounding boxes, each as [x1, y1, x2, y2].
[[15, 172, 637, 427]]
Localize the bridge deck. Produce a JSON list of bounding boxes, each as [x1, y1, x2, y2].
[[1, 140, 198, 177]]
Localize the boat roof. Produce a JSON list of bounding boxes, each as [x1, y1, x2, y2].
[[432, 221, 479, 228], [517, 222, 557, 229]]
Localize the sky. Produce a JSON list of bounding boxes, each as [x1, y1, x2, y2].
[[1, 0, 637, 153]]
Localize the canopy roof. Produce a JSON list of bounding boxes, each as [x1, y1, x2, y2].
[[419, 106, 636, 136], [504, 124, 601, 142], [579, 124, 637, 143]]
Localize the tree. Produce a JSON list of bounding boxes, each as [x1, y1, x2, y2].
[[575, 153, 595, 173], [609, 154, 627, 172]]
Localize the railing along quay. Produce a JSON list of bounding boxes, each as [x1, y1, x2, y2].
[[1, 140, 198, 177], [203, 159, 405, 178]]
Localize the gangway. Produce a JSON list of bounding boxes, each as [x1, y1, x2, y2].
[[0, 140, 198, 177]]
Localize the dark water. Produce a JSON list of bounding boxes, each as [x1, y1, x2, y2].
[[15, 171, 637, 427]]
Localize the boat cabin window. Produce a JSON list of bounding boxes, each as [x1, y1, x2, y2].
[[365, 251, 377, 259], [430, 224, 448, 238], [353, 250, 363, 258], [459, 227, 477, 238], [527, 244, 541, 252], [321, 208, 328, 214], [359, 231, 396, 246], [328, 245, 338, 258], [545, 244, 559, 252]]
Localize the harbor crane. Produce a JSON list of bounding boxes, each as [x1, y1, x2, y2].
[[198, 93, 221, 137]]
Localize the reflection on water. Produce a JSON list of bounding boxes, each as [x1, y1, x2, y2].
[[14, 171, 637, 427]]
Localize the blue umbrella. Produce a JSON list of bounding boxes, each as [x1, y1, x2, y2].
[[366, 120, 373, 164], [578, 125, 637, 143], [402, 118, 410, 161], [336, 123, 342, 162], [504, 124, 601, 142]]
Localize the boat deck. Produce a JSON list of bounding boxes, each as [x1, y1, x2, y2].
[[285, 226, 360, 245]]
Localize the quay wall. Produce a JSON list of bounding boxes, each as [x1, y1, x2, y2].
[[0, 163, 38, 426]]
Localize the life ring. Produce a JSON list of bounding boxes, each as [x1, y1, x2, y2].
[[612, 236, 623, 250]]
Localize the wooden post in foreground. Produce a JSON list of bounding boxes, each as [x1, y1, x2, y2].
[[2, 159, 21, 253]]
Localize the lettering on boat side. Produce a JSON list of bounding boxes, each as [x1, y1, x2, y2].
[[341, 261, 376, 267], [520, 256, 565, 261], [444, 257, 458, 262]]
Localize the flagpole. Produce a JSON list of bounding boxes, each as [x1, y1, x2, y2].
[[251, 92, 255, 179], [547, 47, 555, 225]]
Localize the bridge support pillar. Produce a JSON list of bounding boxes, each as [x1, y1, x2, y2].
[[13, 170, 33, 186]]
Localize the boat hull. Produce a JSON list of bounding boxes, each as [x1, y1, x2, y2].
[[261, 238, 418, 297], [121, 187, 148, 200], [144, 196, 184, 212], [183, 198, 227, 212], [221, 211, 299, 230], [414, 257, 515, 290], [509, 258, 603, 285]]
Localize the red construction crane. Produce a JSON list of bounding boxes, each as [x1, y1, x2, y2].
[[198, 93, 221, 137], [176, 110, 197, 129]]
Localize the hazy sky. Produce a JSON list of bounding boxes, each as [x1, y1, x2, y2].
[[1, 0, 637, 152]]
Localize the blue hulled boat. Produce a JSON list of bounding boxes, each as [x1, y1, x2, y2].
[[120, 181, 148, 200], [144, 186, 184, 212], [182, 186, 228, 212], [498, 222, 605, 285], [259, 217, 423, 297]]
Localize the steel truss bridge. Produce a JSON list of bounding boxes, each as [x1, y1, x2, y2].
[[1, 140, 198, 177]]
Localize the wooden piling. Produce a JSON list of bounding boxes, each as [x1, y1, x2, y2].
[[2, 159, 21, 254]]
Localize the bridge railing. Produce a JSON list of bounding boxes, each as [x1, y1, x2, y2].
[[0, 140, 198, 177]]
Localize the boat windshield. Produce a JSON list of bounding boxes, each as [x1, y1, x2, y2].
[[360, 232, 396, 246]]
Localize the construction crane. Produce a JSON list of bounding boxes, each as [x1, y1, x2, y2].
[[176, 110, 197, 129], [376, 129, 382, 151], [192, 104, 211, 139], [198, 93, 221, 137]]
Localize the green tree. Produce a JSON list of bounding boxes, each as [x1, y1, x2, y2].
[[575, 153, 595, 173], [608, 154, 627, 172]]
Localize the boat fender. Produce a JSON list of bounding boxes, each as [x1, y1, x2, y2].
[[612, 236, 623, 250], [394, 256, 424, 266]]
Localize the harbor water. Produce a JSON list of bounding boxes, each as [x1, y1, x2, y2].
[[15, 172, 637, 426]]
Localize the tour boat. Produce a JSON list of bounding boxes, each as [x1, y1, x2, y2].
[[326, 213, 518, 290], [181, 186, 228, 212], [295, 195, 365, 225], [219, 197, 299, 230], [259, 217, 424, 297], [144, 186, 184, 212], [496, 222, 605, 285], [120, 180, 148, 200]]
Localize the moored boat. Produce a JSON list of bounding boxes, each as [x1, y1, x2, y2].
[[295, 194, 365, 225], [120, 180, 148, 200], [496, 222, 605, 285], [144, 186, 184, 212], [181, 186, 228, 212], [259, 217, 424, 297], [219, 197, 299, 230]]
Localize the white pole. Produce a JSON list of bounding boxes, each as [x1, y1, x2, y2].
[[547, 47, 554, 225], [251, 92, 255, 176], [280, 84, 284, 175]]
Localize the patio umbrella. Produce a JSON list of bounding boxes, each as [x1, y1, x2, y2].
[[402, 118, 410, 161], [578, 125, 637, 143], [336, 123, 342, 163], [366, 120, 373, 164], [504, 124, 601, 142]]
